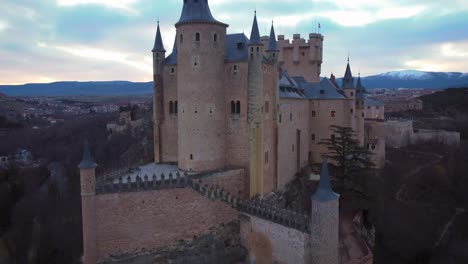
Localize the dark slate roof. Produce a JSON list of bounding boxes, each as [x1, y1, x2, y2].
[[266, 23, 279, 52], [165, 37, 177, 65], [176, 0, 227, 27], [292, 77, 347, 100], [356, 76, 366, 99], [279, 70, 306, 99], [312, 156, 339, 201], [78, 140, 97, 169], [342, 62, 355, 89], [152, 22, 165, 52], [365, 98, 385, 107], [249, 13, 261, 45], [225, 33, 249, 62]]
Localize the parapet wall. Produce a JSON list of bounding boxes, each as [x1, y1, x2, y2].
[[240, 214, 311, 264], [411, 129, 460, 147], [91, 168, 310, 263]]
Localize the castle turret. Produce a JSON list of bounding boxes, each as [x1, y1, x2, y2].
[[176, 0, 228, 172], [355, 73, 365, 144], [79, 140, 97, 264], [265, 22, 280, 123], [248, 11, 264, 197], [152, 21, 166, 163], [310, 156, 339, 264], [342, 58, 357, 131]]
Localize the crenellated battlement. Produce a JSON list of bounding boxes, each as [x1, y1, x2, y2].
[[277, 33, 324, 46], [95, 171, 309, 233]]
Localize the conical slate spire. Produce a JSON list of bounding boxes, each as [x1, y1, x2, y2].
[[165, 36, 178, 65], [249, 11, 261, 45], [79, 140, 97, 169], [266, 22, 279, 52], [356, 73, 363, 90], [342, 59, 355, 89], [176, 0, 227, 27], [152, 21, 166, 52], [312, 155, 339, 201]]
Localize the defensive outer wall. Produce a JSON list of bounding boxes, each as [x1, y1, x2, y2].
[[84, 168, 318, 264]]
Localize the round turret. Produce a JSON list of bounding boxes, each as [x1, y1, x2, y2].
[[176, 0, 228, 171]]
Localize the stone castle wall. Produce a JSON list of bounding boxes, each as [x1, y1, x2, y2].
[[161, 64, 178, 163], [94, 187, 238, 262], [240, 214, 310, 264], [192, 168, 246, 198]]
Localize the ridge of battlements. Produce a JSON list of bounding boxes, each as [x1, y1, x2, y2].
[[95, 172, 310, 233], [277, 33, 323, 45]]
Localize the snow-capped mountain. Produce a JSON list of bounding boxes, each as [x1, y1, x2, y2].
[[338, 70, 468, 89]]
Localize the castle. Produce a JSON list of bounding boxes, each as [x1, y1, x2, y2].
[[79, 1, 384, 263], [151, 0, 386, 198]]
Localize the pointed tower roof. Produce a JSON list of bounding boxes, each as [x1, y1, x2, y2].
[[266, 22, 279, 52], [152, 21, 166, 52], [176, 0, 227, 27], [165, 36, 178, 65], [78, 140, 97, 169], [249, 11, 262, 45], [312, 156, 339, 201], [342, 58, 355, 89]]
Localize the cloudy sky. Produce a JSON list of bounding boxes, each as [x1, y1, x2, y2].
[[0, 0, 467, 85]]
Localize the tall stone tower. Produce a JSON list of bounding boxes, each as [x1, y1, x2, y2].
[[310, 156, 339, 263], [79, 141, 97, 264], [247, 12, 264, 197], [152, 21, 166, 163], [342, 59, 357, 133], [355, 74, 365, 145], [175, 0, 228, 172], [265, 22, 280, 124]]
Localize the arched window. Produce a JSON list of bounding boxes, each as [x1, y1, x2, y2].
[[311, 134, 316, 141], [169, 101, 174, 114], [350, 108, 354, 114], [312, 110, 316, 117], [195, 32, 200, 42], [331, 111, 336, 117], [236, 101, 241, 114], [231, 101, 236, 114], [180, 34, 183, 43], [213, 33, 218, 42], [174, 101, 178, 114]]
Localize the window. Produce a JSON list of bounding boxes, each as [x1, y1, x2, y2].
[[376, 106, 380, 110], [311, 134, 316, 141], [190, 154, 193, 160], [312, 110, 316, 117], [213, 33, 217, 42], [351, 92, 354, 96], [180, 34, 183, 43], [169, 101, 174, 114], [371, 144, 376, 150], [156, 53, 159, 58], [320, 90, 325, 94], [251, 47, 253, 52], [368, 106, 371, 109], [331, 111, 336, 117], [350, 108, 354, 114], [237, 42, 244, 49], [331, 135, 336, 141], [290, 113, 292, 121], [362, 112, 365, 118], [279, 114, 282, 123], [265, 101, 269, 113], [231, 101, 236, 114], [302, 52, 305, 56], [231, 100, 241, 114], [256, 47, 260, 52], [195, 32, 200, 42], [233, 65, 238, 71], [171, 67, 175, 74], [174, 101, 178, 114]]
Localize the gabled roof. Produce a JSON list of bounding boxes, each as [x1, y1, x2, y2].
[[176, 0, 227, 27], [165, 37, 177, 65], [293, 77, 347, 100], [225, 33, 249, 62], [312, 156, 339, 201], [152, 22, 165, 52], [78, 140, 97, 169], [266, 23, 279, 52], [249, 12, 261, 45], [279, 70, 305, 99]]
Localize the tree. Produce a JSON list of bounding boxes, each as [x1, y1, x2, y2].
[[320, 125, 374, 183]]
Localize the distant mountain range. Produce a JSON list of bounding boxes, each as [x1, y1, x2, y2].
[[338, 70, 468, 89], [0, 81, 153, 96], [1, 70, 467, 96]]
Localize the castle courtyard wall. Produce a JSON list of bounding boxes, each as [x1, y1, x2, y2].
[[94, 188, 238, 262], [240, 214, 310, 264], [277, 98, 310, 188], [193, 168, 246, 198]]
